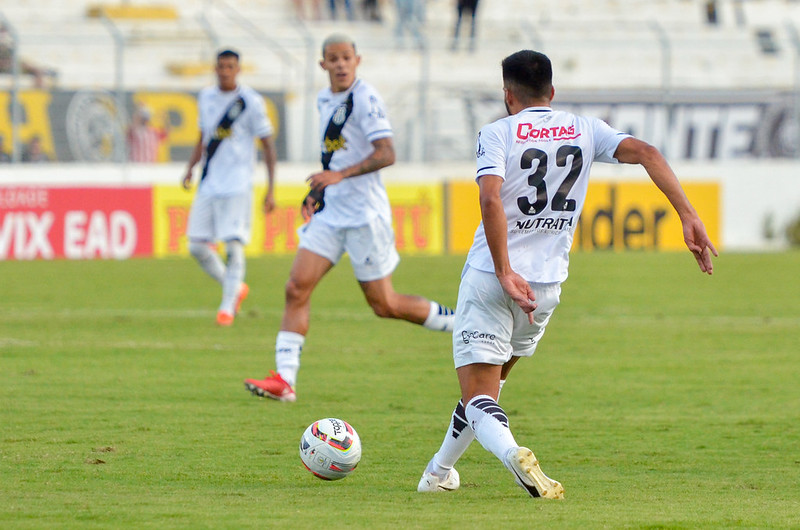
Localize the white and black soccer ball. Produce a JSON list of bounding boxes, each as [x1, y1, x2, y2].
[[299, 418, 361, 481]]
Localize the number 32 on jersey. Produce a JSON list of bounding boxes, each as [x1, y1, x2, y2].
[[516, 146, 583, 216]]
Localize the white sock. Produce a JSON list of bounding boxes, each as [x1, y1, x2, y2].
[[429, 399, 473, 477], [465, 395, 518, 461], [428, 381, 506, 477], [422, 301, 455, 332], [189, 241, 225, 284], [219, 240, 245, 314], [275, 331, 304, 387]]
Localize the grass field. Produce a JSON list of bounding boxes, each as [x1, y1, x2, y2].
[[1, 251, 799, 528]]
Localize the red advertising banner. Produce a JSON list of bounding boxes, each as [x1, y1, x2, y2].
[[0, 187, 153, 260]]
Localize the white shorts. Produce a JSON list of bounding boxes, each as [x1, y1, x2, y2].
[[453, 265, 561, 369], [187, 192, 252, 244], [298, 216, 400, 282]]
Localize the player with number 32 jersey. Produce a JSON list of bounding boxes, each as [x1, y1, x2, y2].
[[417, 50, 716, 500], [469, 108, 631, 283]]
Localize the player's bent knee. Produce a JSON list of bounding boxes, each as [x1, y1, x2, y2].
[[188, 240, 212, 260], [284, 277, 313, 304], [225, 240, 245, 264], [368, 299, 398, 319]]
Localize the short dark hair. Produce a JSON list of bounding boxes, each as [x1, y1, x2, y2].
[[217, 49, 240, 61], [501, 50, 553, 103]]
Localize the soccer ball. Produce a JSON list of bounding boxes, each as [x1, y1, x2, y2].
[[299, 418, 361, 481]]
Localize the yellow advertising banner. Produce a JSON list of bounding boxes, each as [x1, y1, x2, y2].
[[447, 180, 482, 254], [152, 183, 444, 257], [131, 91, 283, 163], [152, 184, 308, 257], [386, 183, 444, 255], [447, 181, 720, 253], [152, 185, 194, 257], [575, 182, 720, 251]]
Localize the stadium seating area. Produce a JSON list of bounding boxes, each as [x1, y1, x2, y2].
[[2, 0, 800, 92], [3, 0, 800, 161]]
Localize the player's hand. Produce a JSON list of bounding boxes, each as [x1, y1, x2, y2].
[[301, 188, 325, 222], [681, 215, 718, 275], [497, 271, 537, 324], [263, 190, 276, 214], [307, 170, 344, 192], [181, 170, 193, 190]]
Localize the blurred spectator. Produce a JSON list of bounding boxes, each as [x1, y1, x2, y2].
[[732, 0, 746, 26], [293, 0, 322, 20], [127, 104, 168, 163], [705, 1, 718, 25], [22, 135, 50, 163], [451, 0, 479, 52], [0, 135, 11, 163], [395, 0, 425, 49], [363, 0, 382, 22], [0, 24, 57, 88], [329, 0, 355, 20]]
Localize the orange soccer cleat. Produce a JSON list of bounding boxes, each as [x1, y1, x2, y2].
[[244, 371, 296, 402]]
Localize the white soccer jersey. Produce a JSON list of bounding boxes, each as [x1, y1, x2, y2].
[[314, 79, 394, 228], [196, 84, 273, 197], [467, 106, 631, 283]]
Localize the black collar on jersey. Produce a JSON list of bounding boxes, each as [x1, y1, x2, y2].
[[201, 95, 247, 180], [523, 107, 552, 113]]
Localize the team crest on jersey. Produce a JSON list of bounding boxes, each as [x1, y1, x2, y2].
[[368, 95, 385, 119], [333, 105, 348, 126], [228, 101, 244, 120]]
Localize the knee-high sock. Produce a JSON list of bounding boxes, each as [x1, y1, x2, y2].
[[189, 241, 225, 284], [219, 240, 245, 314], [465, 394, 518, 461], [428, 381, 506, 476], [428, 399, 473, 476], [275, 331, 304, 387]]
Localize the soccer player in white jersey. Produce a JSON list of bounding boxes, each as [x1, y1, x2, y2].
[[182, 49, 278, 327], [417, 50, 717, 498], [243, 34, 455, 402]]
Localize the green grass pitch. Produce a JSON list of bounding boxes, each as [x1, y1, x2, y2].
[[1, 251, 799, 528]]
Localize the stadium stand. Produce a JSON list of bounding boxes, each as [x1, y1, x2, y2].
[[2, 0, 799, 161], [2, 0, 798, 91]]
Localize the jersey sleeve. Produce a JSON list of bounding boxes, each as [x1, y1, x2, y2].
[[247, 91, 274, 139], [475, 121, 507, 181], [590, 117, 631, 164], [355, 86, 393, 143]]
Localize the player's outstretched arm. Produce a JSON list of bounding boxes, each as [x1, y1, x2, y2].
[[614, 137, 718, 274], [479, 175, 537, 322]]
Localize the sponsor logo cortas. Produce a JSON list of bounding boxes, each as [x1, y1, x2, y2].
[[516, 123, 581, 142], [461, 330, 497, 345]]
